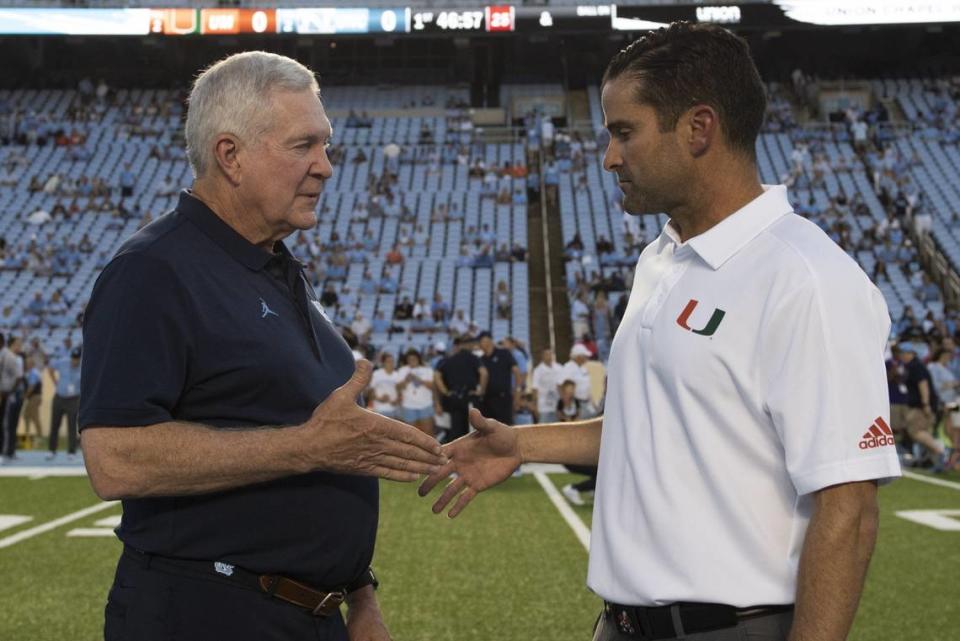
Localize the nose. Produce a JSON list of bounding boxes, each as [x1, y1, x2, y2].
[[312, 145, 334, 180], [602, 139, 621, 173]]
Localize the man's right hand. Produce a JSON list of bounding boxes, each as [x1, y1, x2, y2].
[[303, 360, 447, 482], [417, 408, 520, 517]]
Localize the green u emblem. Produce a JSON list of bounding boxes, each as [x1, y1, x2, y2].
[[676, 299, 726, 337]]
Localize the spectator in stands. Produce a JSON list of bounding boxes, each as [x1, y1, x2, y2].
[[385, 243, 404, 265], [379, 267, 398, 294], [473, 246, 494, 268], [564, 233, 584, 261], [359, 269, 378, 295], [0, 162, 16, 187], [592, 292, 612, 362], [26, 206, 51, 226], [394, 296, 414, 321], [495, 280, 511, 320], [456, 244, 474, 268], [431, 293, 450, 324], [371, 311, 391, 335], [916, 273, 940, 303], [511, 243, 527, 262], [119, 163, 135, 198], [397, 349, 436, 437], [448, 309, 469, 336], [350, 312, 371, 341], [351, 201, 368, 222], [43, 172, 61, 195], [495, 244, 512, 263], [368, 353, 402, 419], [157, 174, 178, 197], [571, 293, 590, 341], [319, 283, 338, 310], [596, 236, 614, 256], [872, 260, 890, 283]]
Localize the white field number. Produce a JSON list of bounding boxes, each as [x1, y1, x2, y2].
[[894, 509, 960, 531]]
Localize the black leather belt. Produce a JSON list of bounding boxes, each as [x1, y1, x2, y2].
[[605, 601, 794, 639], [122, 546, 347, 617]]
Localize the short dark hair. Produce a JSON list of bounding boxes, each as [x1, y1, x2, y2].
[[602, 22, 766, 159]]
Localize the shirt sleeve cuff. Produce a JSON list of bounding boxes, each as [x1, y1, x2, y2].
[[791, 456, 903, 496], [79, 408, 174, 431]]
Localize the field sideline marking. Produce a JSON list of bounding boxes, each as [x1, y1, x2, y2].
[[902, 471, 960, 492], [532, 471, 591, 552], [0, 501, 118, 550]]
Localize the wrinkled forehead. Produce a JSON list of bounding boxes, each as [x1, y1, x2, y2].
[[267, 88, 333, 140]]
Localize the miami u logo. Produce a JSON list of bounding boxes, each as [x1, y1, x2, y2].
[[676, 299, 726, 337]]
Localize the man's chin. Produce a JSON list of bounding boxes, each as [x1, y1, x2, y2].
[[622, 198, 658, 217], [292, 210, 319, 230]]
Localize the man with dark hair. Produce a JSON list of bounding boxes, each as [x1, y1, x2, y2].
[[422, 22, 899, 641], [434, 336, 487, 443], [477, 332, 521, 426]]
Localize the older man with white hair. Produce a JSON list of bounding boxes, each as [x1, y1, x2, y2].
[[79, 52, 445, 641]]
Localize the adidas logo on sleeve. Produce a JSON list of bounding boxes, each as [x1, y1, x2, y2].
[[858, 416, 895, 450]]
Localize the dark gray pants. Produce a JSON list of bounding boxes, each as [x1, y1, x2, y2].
[[592, 608, 793, 641], [48, 394, 79, 454]]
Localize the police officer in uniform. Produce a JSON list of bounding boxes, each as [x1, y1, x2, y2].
[[477, 332, 521, 426], [434, 336, 487, 443]]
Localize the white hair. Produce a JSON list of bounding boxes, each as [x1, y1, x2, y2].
[[185, 51, 320, 178]]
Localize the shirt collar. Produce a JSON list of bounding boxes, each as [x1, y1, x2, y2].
[[659, 184, 793, 270], [177, 190, 294, 271]]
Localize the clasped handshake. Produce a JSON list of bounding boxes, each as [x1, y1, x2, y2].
[[311, 360, 524, 518]]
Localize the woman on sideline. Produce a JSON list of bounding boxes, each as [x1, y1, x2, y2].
[[368, 352, 402, 419], [396, 349, 435, 437]]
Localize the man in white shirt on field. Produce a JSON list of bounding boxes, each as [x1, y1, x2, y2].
[[421, 23, 899, 641]]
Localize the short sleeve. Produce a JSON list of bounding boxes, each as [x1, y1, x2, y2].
[[761, 273, 900, 495], [79, 252, 193, 430]]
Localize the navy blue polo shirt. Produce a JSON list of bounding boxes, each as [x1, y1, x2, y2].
[[79, 191, 377, 588], [481, 348, 517, 396]]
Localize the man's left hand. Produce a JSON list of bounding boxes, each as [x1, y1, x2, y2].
[[346, 587, 391, 641]]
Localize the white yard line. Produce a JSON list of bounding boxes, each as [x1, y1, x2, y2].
[[0, 466, 87, 479], [532, 471, 591, 552], [902, 470, 960, 492], [0, 501, 118, 550]]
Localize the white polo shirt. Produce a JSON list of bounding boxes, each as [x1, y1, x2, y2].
[[588, 185, 900, 607]]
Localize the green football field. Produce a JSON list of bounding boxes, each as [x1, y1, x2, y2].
[[1, 466, 958, 641]]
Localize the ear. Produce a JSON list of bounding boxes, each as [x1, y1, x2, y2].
[[211, 134, 243, 186], [684, 104, 718, 158]]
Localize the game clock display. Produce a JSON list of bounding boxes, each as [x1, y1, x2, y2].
[[412, 9, 483, 32]]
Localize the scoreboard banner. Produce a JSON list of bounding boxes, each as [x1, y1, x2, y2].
[[0, 2, 959, 36]]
